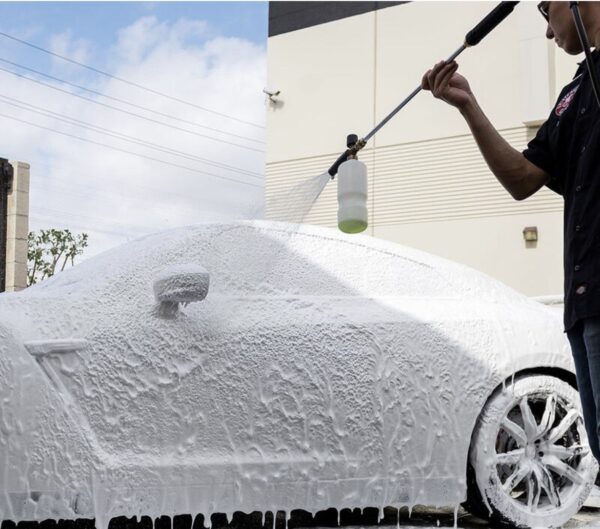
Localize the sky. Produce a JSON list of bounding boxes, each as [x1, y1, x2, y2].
[[0, 1, 269, 258]]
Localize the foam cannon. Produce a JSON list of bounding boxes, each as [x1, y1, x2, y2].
[[330, 1, 520, 233]]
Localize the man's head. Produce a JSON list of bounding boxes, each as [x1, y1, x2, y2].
[[539, 1, 600, 54]]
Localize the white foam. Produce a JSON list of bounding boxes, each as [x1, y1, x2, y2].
[[0, 221, 580, 527]]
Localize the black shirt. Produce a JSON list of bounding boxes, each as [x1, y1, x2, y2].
[[523, 50, 600, 331]]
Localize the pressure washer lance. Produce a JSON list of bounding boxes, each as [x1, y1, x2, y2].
[[331, 1, 520, 234]]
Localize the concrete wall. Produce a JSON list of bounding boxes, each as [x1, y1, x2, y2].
[[265, 2, 582, 297], [5, 161, 30, 291]]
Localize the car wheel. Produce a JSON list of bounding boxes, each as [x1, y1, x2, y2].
[[465, 375, 598, 528]]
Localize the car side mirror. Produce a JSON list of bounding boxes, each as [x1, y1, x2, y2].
[[153, 264, 209, 316]]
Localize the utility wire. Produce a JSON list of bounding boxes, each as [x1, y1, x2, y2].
[[0, 30, 265, 130], [0, 111, 264, 188], [34, 174, 258, 213], [0, 57, 265, 144], [35, 178, 194, 209], [30, 161, 252, 206], [32, 182, 258, 237], [0, 66, 264, 153], [0, 94, 263, 179]]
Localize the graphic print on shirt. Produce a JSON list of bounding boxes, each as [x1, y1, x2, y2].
[[555, 84, 580, 116]]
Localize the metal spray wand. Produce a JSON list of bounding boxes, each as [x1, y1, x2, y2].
[[327, 1, 520, 179]]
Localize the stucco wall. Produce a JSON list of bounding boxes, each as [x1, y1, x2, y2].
[[265, 2, 582, 297]]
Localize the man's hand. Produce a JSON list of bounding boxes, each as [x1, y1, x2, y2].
[[421, 60, 474, 110], [421, 59, 550, 201]]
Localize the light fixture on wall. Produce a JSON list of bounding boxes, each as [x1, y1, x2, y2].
[[523, 226, 538, 243]]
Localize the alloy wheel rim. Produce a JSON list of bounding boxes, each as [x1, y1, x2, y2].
[[494, 392, 590, 513]]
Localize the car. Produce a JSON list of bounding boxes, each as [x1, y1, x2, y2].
[[0, 220, 597, 529]]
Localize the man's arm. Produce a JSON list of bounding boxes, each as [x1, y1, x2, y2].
[[459, 97, 550, 201], [422, 60, 550, 201]]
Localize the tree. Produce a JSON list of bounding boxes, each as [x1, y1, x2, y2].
[[27, 229, 89, 286]]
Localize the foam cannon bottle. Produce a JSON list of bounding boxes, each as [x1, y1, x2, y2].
[[337, 134, 368, 234], [327, 1, 521, 234]]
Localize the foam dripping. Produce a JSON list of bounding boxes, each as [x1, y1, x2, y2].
[[0, 220, 580, 528]]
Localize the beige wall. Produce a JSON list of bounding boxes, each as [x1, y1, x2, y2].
[[266, 10, 376, 161], [5, 161, 30, 292], [266, 2, 582, 297], [375, 212, 564, 297]]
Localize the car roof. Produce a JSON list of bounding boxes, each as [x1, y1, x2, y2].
[[22, 221, 523, 303]]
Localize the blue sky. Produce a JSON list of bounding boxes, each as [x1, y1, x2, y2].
[[0, 2, 268, 74], [0, 2, 268, 45], [0, 2, 269, 257]]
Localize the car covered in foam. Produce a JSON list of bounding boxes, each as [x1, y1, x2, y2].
[[0, 221, 597, 529]]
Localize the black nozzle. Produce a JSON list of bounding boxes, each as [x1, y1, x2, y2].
[[465, 1, 519, 47], [328, 133, 360, 178], [328, 151, 349, 178]]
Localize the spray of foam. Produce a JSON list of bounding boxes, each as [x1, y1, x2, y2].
[[263, 171, 331, 224], [246, 171, 332, 284]]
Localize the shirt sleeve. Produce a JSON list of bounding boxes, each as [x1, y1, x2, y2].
[[522, 120, 564, 196]]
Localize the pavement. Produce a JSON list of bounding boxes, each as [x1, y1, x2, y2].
[[384, 505, 600, 528], [281, 503, 600, 529], [264, 503, 600, 529], [2, 501, 599, 529]]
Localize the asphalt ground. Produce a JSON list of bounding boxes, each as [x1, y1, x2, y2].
[[385, 505, 600, 527], [3, 505, 599, 529]]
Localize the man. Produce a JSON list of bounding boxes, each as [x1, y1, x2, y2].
[[422, 1, 600, 467]]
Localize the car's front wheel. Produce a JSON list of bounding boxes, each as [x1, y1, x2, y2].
[[465, 374, 598, 528]]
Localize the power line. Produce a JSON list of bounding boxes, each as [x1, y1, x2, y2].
[[0, 93, 263, 179], [30, 161, 255, 207], [34, 175, 260, 213], [30, 159, 264, 214], [0, 111, 264, 188], [31, 182, 260, 237], [0, 67, 264, 153], [0, 30, 265, 130], [34, 178, 189, 209], [0, 57, 265, 145]]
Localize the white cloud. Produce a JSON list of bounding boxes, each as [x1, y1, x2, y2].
[[48, 30, 92, 70], [112, 16, 209, 66], [0, 16, 266, 260]]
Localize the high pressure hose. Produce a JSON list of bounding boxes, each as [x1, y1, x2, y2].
[[570, 1, 600, 110], [327, 1, 520, 178]]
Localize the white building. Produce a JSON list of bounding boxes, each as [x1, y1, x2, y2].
[[265, 1, 581, 297], [1, 160, 29, 292]]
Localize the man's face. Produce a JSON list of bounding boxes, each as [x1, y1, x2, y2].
[[543, 1, 584, 55]]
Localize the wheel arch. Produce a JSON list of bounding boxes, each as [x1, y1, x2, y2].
[[503, 366, 577, 391]]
